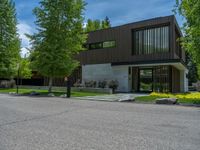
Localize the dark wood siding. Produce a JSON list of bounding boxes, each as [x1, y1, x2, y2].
[[172, 66, 180, 93], [77, 15, 185, 65]]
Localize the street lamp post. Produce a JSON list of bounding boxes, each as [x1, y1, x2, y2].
[[64, 77, 71, 98], [67, 79, 71, 98], [16, 63, 20, 94]]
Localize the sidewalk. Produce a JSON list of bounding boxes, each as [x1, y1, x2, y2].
[[74, 93, 148, 102]]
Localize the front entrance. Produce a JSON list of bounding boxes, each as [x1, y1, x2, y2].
[[131, 66, 172, 93], [139, 69, 153, 92]]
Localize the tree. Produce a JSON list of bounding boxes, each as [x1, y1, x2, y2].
[[102, 16, 111, 29], [0, 0, 20, 78], [19, 58, 32, 83], [93, 20, 101, 30], [28, 0, 87, 93], [175, 0, 200, 76], [186, 53, 199, 85], [85, 16, 111, 32], [85, 19, 95, 32]]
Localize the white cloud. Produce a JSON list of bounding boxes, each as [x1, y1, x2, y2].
[[17, 21, 33, 57]]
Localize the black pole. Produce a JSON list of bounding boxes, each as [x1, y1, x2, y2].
[[66, 79, 71, 98], [17, 67, 19, 94]]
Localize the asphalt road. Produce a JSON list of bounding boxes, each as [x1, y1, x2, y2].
[[0, 94, 199, 150]]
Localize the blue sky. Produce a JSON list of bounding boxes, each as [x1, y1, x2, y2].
[[14, 0, 184, 56]]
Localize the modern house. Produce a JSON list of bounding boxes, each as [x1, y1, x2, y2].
[[77, 15, 188, 93]]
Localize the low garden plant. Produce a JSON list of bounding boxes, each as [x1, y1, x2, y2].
[[135, 92, 200, 104], [0, 88, 106, 97]]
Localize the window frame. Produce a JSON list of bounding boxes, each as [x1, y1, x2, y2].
[[88, 40, 116, 50]]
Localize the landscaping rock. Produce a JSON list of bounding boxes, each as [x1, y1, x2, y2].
[[60, 94, 67, 98], [30, 91, 40, 96], [9, 92, 16, 95], [47, 93, 55, 97], [156, 98, 178, 104], [118, 95, 135, 102]]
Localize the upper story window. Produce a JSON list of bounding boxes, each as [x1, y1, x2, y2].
[[88, 40, 116, 50], [133, 26, 169, 55], [89, 42, 102, 49], [103, 41, 116, 48]]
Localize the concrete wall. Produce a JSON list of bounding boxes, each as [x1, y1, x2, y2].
[[82, 63, 189, 93], [82, 64, 129, 92], [112, 66, 129, 92], [180, 70, 189, 92]]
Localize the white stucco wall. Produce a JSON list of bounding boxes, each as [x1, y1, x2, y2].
[[82, 64, 129, 92]]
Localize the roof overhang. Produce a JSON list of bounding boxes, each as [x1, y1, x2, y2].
[[111, 59, 188, 71]]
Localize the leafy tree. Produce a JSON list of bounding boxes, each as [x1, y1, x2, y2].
[[14, 57, 32, 85], [85, 19, 95, 32], [0, 0, 20, 78], [19, 58, 32, 79], [186, 53, 199, 85], [93, 20, 101, 30], [175, 0, 200, 76], [28, 0, 87, 93]]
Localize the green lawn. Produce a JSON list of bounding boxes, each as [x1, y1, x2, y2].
[[0, 88, 106, 97], [135, 96, 200, 104]]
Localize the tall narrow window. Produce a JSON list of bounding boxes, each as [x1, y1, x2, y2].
[[133, 26, 169, 55]]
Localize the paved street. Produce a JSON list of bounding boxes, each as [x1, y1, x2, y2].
[[0, 94, 199, 150]]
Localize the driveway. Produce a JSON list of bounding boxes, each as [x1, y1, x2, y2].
[[0, 94, 199, 150], [75, 93, 147, 102]]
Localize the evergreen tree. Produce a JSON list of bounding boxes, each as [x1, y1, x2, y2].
[[85, 16, 111, 32], [28, 0, 87, 93], [0, 0, 20, 78], [102, 16, 111, 29]]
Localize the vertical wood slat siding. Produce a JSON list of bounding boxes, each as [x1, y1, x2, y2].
[[77, 15, 184, 65], [172, 66, 180, 93]]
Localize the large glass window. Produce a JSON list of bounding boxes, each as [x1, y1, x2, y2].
[[153, 66, 171, 93], [139, 69, 153, 92], [133, 26, 169, 55]]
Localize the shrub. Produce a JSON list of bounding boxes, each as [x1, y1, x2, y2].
[[150, 92, 200, 99], [194, 81, 200, 92], [108, 80, 119, 93], [98, 80, 107, 88], [85, 80, 97, 88], [0, 80, 16, 88], [73, 79, 83, 87]]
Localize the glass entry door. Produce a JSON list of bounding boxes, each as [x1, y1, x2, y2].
[[139, 69, 153, 92]]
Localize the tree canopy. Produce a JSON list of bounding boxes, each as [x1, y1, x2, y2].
[[175, 0, 200, 76], [28, 0, 87, 92], [85, 16, 111, 32], [0, 0, 20, 78], [186, 53, 199, 85]]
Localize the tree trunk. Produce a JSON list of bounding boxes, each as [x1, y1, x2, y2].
[[48, 77, 53, 93]]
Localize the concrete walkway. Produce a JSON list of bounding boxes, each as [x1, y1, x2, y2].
[[75, 93, 148, 102]]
